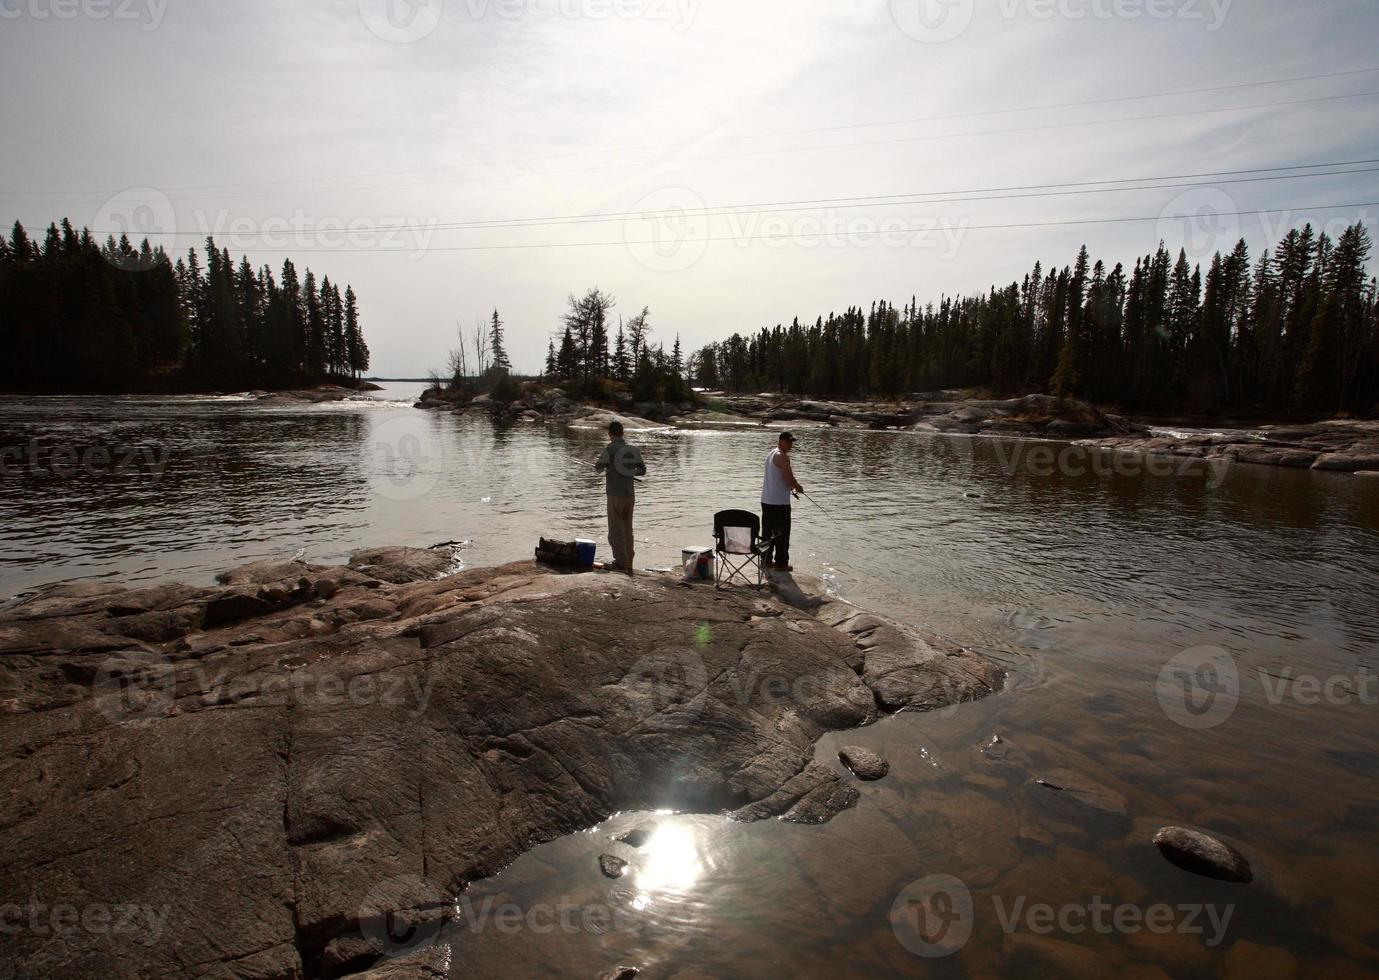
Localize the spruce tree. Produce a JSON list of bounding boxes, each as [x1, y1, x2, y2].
[[489, 308, 510, 370]]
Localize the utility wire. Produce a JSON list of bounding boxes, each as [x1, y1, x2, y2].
[[188, 202, 1378, 253], [82, 164, 1379, 239], [6, 89, 1379, 205], [6, 65, 1377, 197]]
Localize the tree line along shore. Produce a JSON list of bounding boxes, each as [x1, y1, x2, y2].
[[0, 220, 370, 393], [3, 218, 1375, 424], [691, 222, 1377, 419]]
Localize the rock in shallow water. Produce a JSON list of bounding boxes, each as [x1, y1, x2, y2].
[[599, 854, 629, 879], [838, 745, 889, 781], [1032, 770, 1130, 821], [1153, 826, 1253, 883]]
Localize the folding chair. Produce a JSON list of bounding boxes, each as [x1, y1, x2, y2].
[[713, 509, 775, 589]]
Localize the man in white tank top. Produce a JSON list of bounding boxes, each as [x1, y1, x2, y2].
[[760, 431, 803, 571]]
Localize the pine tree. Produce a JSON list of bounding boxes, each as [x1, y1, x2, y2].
[[556, 326, 578, 380], [612, 320, 631, 381], [489, 308, 510, 370]]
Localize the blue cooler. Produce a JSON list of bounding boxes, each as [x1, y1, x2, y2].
[[575, 539, 597, 567]]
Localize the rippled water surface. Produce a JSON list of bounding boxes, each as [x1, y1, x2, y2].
[[2, 385, 1377, 977]]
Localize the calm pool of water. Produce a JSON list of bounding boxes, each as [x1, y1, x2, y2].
[[2, 384, 1376, 976]]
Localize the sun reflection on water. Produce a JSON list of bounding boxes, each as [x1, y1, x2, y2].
[[631, 824, 704, 910]]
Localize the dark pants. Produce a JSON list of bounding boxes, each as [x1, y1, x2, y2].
[[761, 503, 792, 566]]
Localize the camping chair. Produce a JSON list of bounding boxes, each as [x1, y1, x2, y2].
[[713, 509, 775, 589]]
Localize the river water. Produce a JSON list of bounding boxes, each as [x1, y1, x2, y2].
[[2, 384, 1377, 977]]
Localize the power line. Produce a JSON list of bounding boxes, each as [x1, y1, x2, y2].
[[81, 163, 1379, 239], [8, 65, 1378, 196], [6, 87, 1379, 205], [177, 202, 1377, 253]]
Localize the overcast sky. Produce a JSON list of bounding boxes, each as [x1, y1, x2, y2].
[[2, 0, 1377, 376]]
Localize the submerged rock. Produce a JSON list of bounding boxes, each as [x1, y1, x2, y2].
[[838, 746, 889, 781], [612, 827, 653, 848], [599, 854, 629, 879], [1031, 770, 1130, 820], [0, 553, 999, 977], [1153, 826, 1253, 883]]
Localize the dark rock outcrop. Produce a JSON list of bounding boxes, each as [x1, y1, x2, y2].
[[0, 553, 999, 978]]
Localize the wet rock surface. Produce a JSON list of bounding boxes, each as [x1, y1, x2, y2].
[[1083, 419, 1379, 475], [681, 391, 1144, 437], [413, 383, 694, 426], [838, 746, 889, 781], [598, 854, 629, 879], [1153, 826, 1254, 884], [0, 553, 999, 978]]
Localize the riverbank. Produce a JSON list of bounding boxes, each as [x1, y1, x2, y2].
[[413, 384, 1379, 478], [0, 549, 999, 978]]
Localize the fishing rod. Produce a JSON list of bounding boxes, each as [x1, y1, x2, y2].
[[797, 488, 841, 528]]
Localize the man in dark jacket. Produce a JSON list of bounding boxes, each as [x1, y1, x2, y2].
[[595, 420, 647, 574]]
